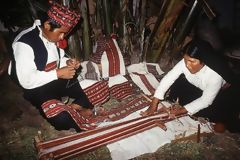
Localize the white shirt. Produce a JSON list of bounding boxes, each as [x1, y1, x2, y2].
[[154, 59, 226, 115], [8, 20, 68, 89]]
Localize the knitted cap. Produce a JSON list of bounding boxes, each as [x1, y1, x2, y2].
[[47, 2, 80, 30]]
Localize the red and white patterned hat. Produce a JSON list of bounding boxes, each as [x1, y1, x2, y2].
[[47, 2, 80, 30]]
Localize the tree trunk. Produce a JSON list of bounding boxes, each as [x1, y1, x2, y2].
[[102, 0, 112, 35], [81, 0, 92, 60]]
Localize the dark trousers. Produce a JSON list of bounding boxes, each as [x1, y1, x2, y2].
[[166, 74, 240, 132], [23, 79, 93, 132]]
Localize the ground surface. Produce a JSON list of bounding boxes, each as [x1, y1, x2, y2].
[[0, 73, 240, 160]]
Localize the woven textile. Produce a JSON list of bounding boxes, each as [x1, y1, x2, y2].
[[90, 36, 125, 78], [110, 81, 133, 100], [127, 63, 163, 95], [44, 61, 57, 72], [80, 80, 109, 106], [41, 99, 96, 130], [85, 61, 98, 80], [90, 36, 108, 64], [127, 63, 148, 74], [129, 72, 159, 95], [105, 39, 120, 76], [127, 62, 164, 75], [47, 2, 80, 30], [80, 61, 101, 80], [101, 38, 126, 78], [108, 75, 133, 100], [133, 72, 156, 95], [106, 95, 150, 121], [146, 63, 164, 81]]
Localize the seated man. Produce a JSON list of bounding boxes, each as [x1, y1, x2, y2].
[[8, 2, 95, 132]]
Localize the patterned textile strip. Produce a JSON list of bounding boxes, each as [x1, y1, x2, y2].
[[47, 2, 80, 30], [83, 81, 109, 106], [133, 72, 156, 95], [147, 65, 159, 79], [78, 95, 150, 126], [41, 100, 97, 131], [44, 61, 57, 72], [36, 112, 188, 160], [35, 111, 171, 149], [107, 95, 150, 121], [90, 37, 107, 64], [89, 52, 102, 64], [109, 81, 133, 100], [106, 39, 120, 76]]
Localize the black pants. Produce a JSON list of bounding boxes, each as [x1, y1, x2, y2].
[[23, 79, 93, 132], [166, 74, 240, 132]]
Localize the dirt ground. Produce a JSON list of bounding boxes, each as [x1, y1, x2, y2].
[[0, 72, 240, 160]]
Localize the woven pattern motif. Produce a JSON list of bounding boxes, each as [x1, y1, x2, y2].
[[133, 72, 156, 95], [90, 36, 107, 64], [107, 95, 150, 121], [105, 39, 120, 77], [147, 64, 159, 77], [45, 61, 57, 72], [109, 81, 133, 100], [41, 99, 96, 130], [47, 2, 80, 29], [83, 80, 109, 106]]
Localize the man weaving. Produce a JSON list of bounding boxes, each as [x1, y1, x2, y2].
[[8, 2, 95, 132]]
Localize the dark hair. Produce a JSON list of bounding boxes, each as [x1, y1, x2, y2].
[[37, 10, 61, 31], [182, 38, 214, 63], [183, 38, 237, 84], [47, 19, 61, 31]]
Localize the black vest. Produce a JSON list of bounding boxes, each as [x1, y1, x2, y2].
[[10, 28, 48, 86]]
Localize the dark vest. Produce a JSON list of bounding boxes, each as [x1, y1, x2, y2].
[[10, 28, 48, 86]]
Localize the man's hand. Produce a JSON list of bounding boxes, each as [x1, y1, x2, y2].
[[66, 58, 80, 69], [140, 97, 159, 116], [168, 106, 187, 116], [140, 106, 157, 116], [56, 66, 76, 79]]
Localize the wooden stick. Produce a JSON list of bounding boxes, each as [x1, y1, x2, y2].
[[197, 124, 201, 143]]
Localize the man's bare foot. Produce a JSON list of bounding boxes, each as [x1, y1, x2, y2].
[[70, 103, 83, 110], [95, 106, 108, 116], [79, 108, 93, 117], [70, 104, 93, 117]]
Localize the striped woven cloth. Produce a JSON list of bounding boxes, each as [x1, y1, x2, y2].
[[80, 80, 110, 106], [108, 75, 133, 101], [90, 36, 126, 78]]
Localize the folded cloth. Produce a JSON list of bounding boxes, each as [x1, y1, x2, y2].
[[101, 38, 126, 78], [146, 63, 164, 78], [80, 61, 101, 80], [129, 72, 159, 95], [108, 75, 133, 100], [80, 79, 109, 106]]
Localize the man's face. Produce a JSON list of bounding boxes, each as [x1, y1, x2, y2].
[[42, 22, 70, 43], [46, 26, 69, 43], [183, 54, 204, 74]]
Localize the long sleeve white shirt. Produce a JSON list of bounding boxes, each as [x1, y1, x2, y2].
[[154, 59, 226, 115], [8, 20, 68, 89]]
